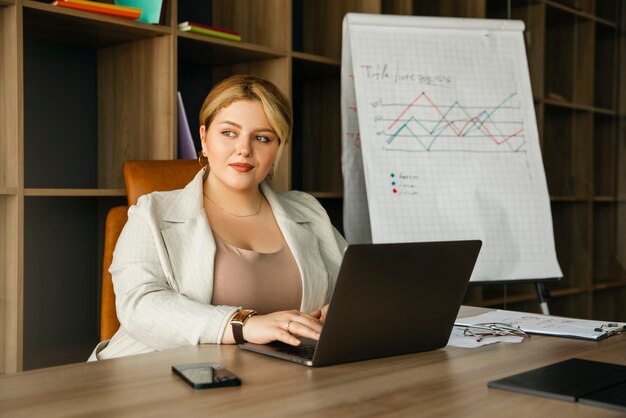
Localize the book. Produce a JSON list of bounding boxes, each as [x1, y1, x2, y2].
[[178, 23, 242, 42], [115, 0, 163, 24], [178, 21, 240, 36], [52, 1, 141, 20], [63, 0, 141, 14]]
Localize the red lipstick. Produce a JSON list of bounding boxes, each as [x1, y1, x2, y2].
[[229, 162, 254, 173]]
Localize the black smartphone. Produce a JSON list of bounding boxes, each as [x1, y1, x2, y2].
[[172, 363, 241, 389]]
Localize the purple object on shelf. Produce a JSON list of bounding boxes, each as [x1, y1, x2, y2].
[[177, 92, 197, 159]]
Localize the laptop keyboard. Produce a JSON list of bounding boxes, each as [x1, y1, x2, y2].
[[275, 343, 316, 359]]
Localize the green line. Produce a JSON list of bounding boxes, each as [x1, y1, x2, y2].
[[430, 101, 460, 134], [388, 92, 519, 143], [474, 92, 518, 130]]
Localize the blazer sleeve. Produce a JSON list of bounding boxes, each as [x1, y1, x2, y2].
[[110, 205, 238, 350]]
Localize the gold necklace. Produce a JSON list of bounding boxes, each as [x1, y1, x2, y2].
[[203, 191, 263, 217]]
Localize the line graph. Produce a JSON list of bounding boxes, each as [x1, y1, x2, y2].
[[342, 15, 563, 282], [381, 92, 526, 152]]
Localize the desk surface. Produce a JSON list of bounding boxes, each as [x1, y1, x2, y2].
[[2, 306, 625, 417]]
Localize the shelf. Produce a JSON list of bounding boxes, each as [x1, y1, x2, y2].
[[25, 188, 126, 197], [545, 6, 575, 103], [545, 0, 618, 27], [177, 31, 285, 65], [593, 280, 626, 291], [595, 0, 621, 26], [292, 51, 340, 79], [593, 16, 620, 28], [0, 0, 14, 6], [548, 286, 589, 297], [543, 98, 615, 115], [0, 187, 17, 195], [23, 0, 170, 47], [594, 196, 626, 203], [309, 191, 343, 199], [550, 195, 591, 202]]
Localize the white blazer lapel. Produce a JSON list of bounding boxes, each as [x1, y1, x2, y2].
[[160, 168, 216, 303]]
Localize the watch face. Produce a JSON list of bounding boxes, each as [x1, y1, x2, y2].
[[232, 310, 255, 324], [231, 313, 245, 324]]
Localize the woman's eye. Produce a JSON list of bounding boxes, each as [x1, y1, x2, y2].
[[255, 135, 271, 143], [222, 130, 236, 138]]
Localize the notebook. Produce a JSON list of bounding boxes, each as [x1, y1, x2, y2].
[[488, 358, 626, 413], [240, 240, 482, 367]]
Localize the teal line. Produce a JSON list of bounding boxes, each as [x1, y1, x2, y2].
[[390, 92, 519, 141], [467, 92, 518, 131], [430, 101, 460, 134]]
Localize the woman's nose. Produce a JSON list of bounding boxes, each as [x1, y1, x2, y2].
[[235, 137, 252, 157]]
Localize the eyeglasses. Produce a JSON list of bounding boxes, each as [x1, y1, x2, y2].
[[462, 322, 530, 342], [594, 323, 623, 335]]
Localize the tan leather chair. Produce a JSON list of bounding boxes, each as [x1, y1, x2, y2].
[[100, 159, 200, 341], [124, 159, 200, 206], [100, 206, 128, 341]]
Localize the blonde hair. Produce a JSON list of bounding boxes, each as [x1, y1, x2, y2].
[[199, 75, 292, 169]]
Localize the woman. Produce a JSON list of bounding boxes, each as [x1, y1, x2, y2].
[[89, 75, 346, 361]]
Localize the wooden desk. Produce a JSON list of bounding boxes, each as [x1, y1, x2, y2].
[[2, 307, 625, 417]]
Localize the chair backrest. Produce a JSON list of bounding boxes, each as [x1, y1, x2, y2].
[[100, 159, 201, 341], [124, 159, 200, 205], [100, 206, 128, 341]]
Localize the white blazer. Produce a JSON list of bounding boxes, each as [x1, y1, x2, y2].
[[90, 168, 347, 361]]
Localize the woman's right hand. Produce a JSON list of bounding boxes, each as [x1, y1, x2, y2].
[[242, 310, 323, 346]]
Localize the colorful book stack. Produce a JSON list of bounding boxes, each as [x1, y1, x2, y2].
[[178, 21, 242, 42], [52, 0, 141, 20]]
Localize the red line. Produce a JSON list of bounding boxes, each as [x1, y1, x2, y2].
[[389, 92, 524, 146], [497, 127, 525, 144], [478, 124, 524, 145], [387, 92, 424, 130], [458, 116, 479, 136], [422, 92, 461, 136]]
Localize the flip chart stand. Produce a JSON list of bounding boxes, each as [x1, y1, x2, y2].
[[535, 282, 551, 315]]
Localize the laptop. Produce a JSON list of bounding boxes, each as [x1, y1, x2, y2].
[[241, 240, 482, 367]]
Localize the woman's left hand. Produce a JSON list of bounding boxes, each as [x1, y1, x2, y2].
[[309, 304, 329, 324]]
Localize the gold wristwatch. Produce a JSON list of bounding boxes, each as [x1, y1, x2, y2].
[[230, 309, 257, 344]]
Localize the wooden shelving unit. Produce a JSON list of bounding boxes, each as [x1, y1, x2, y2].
[[0, 0, 624, 372]]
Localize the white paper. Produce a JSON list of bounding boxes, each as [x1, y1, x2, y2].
[[341, 17, 372, 244], [342, 14, 562, 281], [456, 310, 626, 341]]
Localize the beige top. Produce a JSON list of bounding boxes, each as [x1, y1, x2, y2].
[[211, 233, 303, 314]]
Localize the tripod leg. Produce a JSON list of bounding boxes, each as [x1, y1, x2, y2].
[[535, 282, 550, 315]]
